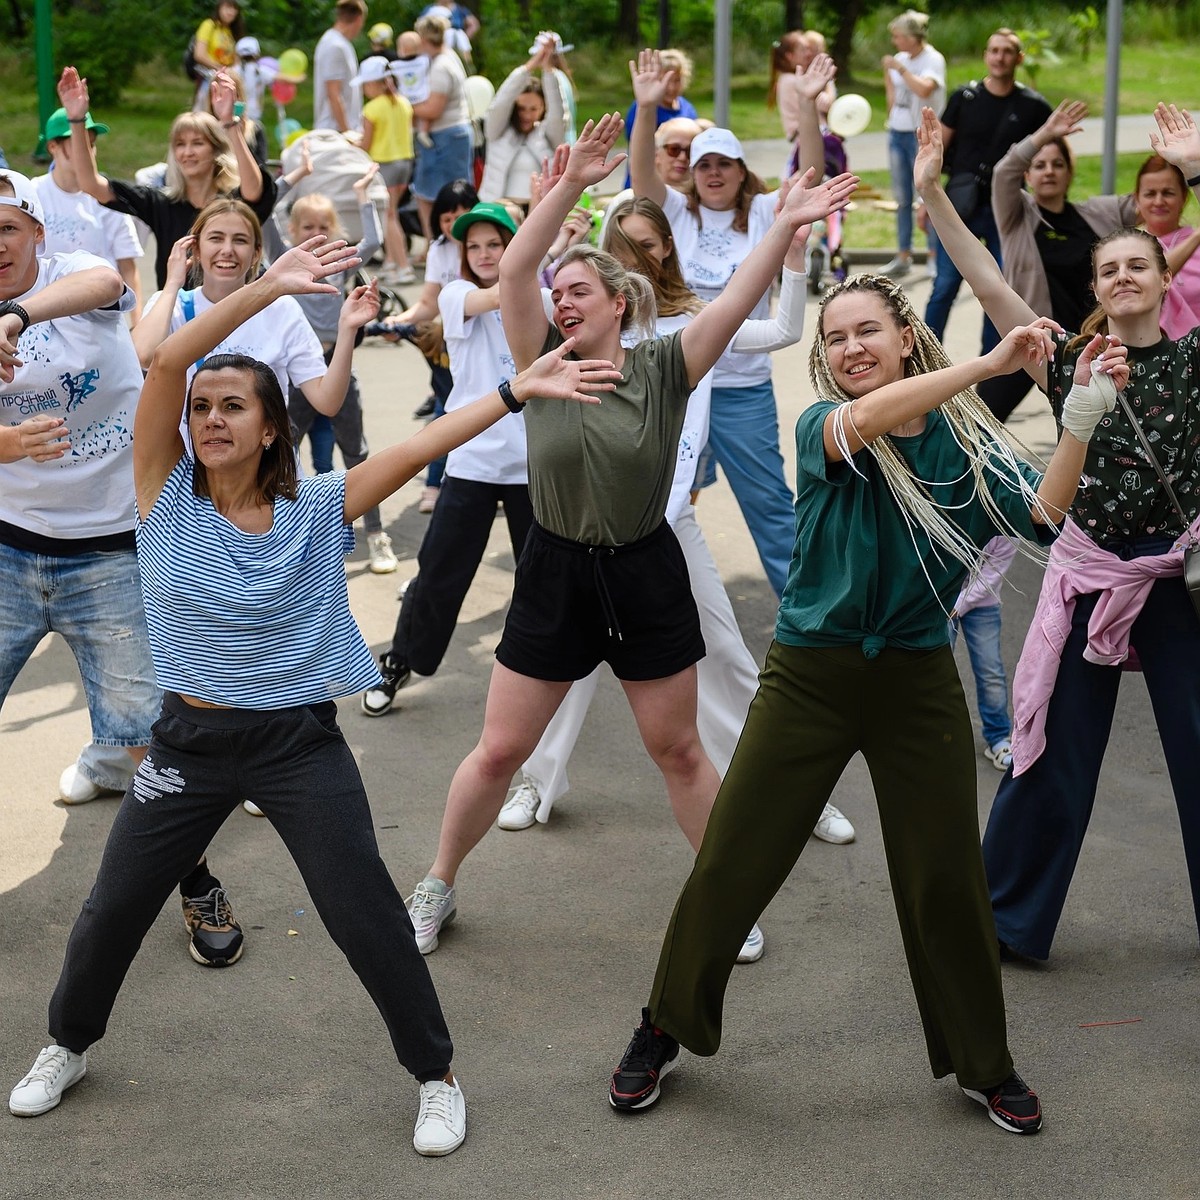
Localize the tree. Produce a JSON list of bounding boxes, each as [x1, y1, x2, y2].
[[617, 0, 639, 41]]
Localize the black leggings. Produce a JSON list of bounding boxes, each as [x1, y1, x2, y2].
[[49, 694, 453, 1082]]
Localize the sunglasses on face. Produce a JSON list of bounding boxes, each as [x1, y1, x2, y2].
[[659, 142, 691, 159]]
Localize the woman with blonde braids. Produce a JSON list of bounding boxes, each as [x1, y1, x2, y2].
[[607, 265, 1127, 1134]]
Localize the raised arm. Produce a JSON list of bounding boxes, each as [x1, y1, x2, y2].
[[135, 239, 360, 514], [914, 107, 1044, 383], [57, 68, 115, 205], [211, 71, 264, 204], [485, 58, 540, 142], [730, 190, 809, 354], [499, 117, 626, 368], [343, 337, 619, 520], [628, 50, 670, 208], [1150, 102, 1200, 208], [993, 102, 1087, 239], [296, 280, 381, 416], [680, 167, 857, 387], [131, 235, 194, 368], [789, 54, 836, 181]]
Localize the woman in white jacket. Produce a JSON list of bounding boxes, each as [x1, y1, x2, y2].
[[479, 40, 566, 205]]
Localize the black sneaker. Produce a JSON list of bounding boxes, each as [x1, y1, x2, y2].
[[609, 1008, 679, 1111], [182, 886, 244, 967], [361, 652, 412, 717], [962, 1071, 1042, 1134], [413, 395, 436, 419]]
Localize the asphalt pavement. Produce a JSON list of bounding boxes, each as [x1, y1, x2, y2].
[[1, 266, 1197, 1199]]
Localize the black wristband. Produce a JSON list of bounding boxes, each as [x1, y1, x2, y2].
[[498, 378, 524, 413], [221, 119, 241, 129], [1187, 171, 1200, 189], [0, 301, 31, 335], [67, 117, 86, 124]]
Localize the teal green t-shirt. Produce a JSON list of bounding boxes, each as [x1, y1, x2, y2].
[[775, 401, 1051, 653]]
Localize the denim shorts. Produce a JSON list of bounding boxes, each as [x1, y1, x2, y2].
[[412, 124, 473, 201], [0, 542, 161, 746]]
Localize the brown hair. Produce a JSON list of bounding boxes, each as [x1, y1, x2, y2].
[[1135, 154, 1190, 206], [188, 354, 298, 503], [189, 197, 263, 286], [1030, 136, 1075, 177], [684, 162, 769, 236], [459, 218, 514, 287], [554, 245, 657, 338], [510, 78, 546, 133], [767, 31, 805, 109], [1067, 227, 1170, 350], [603, 197, 701, 319]]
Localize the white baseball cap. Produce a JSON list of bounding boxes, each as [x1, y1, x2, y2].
[[688, 127, 745, 168], [235, 36, 261, 58], [0, 169, 45, 226], [351, 56, 392, 87]]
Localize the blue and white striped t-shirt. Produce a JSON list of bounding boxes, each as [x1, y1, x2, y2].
[[136, 457, 381, 708]]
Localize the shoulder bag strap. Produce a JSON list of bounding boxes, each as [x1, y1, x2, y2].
[[1113, 388, 1198, 544]]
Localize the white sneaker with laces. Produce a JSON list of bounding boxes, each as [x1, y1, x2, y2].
[[413, 1077, 466, 1155], [812, 802, 855, 844], [58, 764, 107, 805], [10, 1045, 87, 1116], [736, 922, 765, 964], [497, 777, 541, 830], [367, 531, 399, 574], [985, 738, 1013, 771], [407, 877, 456, 954]]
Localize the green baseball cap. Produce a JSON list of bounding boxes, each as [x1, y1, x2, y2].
[[37, 107, 110, 156], [451, 201, 519, 242]]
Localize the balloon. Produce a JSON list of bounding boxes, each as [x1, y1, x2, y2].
[[464, 74, 495, 121], [826, 93, 872, 139], [282, 122, 307, 148], [277, 48, 309, 83], [257, 55, 280, 83], [271, 78, 298, 105]]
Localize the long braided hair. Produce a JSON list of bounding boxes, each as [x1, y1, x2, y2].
[[809, 273, 1054, 583]]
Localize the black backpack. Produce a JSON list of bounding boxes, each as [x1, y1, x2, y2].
[[183, 38, 203, 82]]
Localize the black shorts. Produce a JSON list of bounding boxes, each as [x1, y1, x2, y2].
[[496, 521, 705, 682]]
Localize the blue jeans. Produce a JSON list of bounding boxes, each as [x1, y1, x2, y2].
[[695, 380, 796, 599], [307, 414, 336, 473], [924, 203, 1002, 353], [0, 543, 160, 747], [983, 570, 1200, 959], [950, 604, 1011, 748], [887, 129, 917, 254]]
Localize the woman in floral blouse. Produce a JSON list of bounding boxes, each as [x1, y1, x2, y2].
[[916, 102, 1200, 962]]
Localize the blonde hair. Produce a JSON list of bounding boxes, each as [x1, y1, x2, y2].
[[889, 10, 930, 41], [287, 192, 346, 241], [810, 274, 1052, 582], [659, 48, 693, 91], [415, 13, 448, 47], [164, 112, 239, 203], [555, 245, 657, 341], [602, 197, 701, 319], [189, 197, 263, 286]]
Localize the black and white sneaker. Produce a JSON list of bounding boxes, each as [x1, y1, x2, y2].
[[361, 652, 412, 717], [609, 1008, 679, 1111], [962, 1070, 1042, 1134]]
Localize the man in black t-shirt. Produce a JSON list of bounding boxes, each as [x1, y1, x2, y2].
[[924, 29, 1050, 351]]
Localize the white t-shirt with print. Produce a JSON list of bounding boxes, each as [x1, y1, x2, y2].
[[887, 46, 947, 131], [661, 186, 778, 388], [427, 49, 470, 132], [143, 288, 327, 399], [439, 278, 529, 484], [33, 172, 143, 266], [0, 252, 142, 538]]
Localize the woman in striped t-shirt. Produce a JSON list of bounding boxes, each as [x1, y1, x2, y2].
[[8, 236, 619, 1156]]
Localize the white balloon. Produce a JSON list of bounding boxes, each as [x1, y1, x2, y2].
[[465, 75, 496, 121], [827, 93, 872, 138]]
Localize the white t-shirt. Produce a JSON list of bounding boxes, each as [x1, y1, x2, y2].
[[661, 186, 778, 388], [394, 55, 431, 105], [33, 172, 142, 266], [0, 252, 142, 538], [427, 49, 470, 132], [313, 28, 361, 131], [887, 45, 947, 131], [425, 235, 462, 287], [143, 288, 327, 399], [439, 278, 529, 484]]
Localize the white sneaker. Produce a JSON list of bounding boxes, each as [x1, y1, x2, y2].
[[406, 877, 456, 955], [497, 777, 540, 830], [813, 802, 855, 844], [242, 800, 265, 816], [413, 1077, 466, 1156], [736, 922, 765, 964], [10, 1045, 87, 1116], [985, 738, 1013, 771], [58, 764, 108, 805], [367, 531, 399, 574]]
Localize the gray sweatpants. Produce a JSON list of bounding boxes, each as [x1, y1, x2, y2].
[[48, 692, 453, 1082]]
